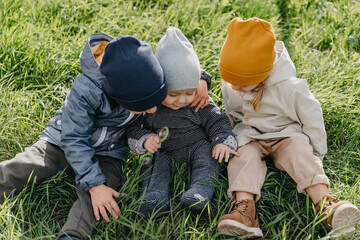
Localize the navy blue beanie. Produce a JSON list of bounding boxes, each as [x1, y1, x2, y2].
[[100, 35, 167, 111]]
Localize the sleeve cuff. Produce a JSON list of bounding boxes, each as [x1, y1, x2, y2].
[[128, 133, 155, 155], [222, 135, 238, 151]]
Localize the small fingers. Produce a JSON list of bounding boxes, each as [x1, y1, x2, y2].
[[195, 99, 205, 112], [112, 201, 121, 215], [204, 98, 209, 107], [190, 96, 200, 108], [200, 97, 210, 110], [147, 139, 161, 153], [112, 190, 120, 199], [232, 149, 240, 157], [213, 148, 220, 160], [93, 206, 100, 221], [153, 136, 160, 143], [99, 206, 110, 223], [148, 144, 158, 153], [111, 190, 121, 218], [152, 137, 161, 150], [103, 200, 120, 222], [224, 151, 230, 163], [109, 200, 121, 219], [218, 150, 225, 163]]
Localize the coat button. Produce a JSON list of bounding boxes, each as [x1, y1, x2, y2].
[[244, 116, 250, 121], [56, 120, 61, 125], [110, 144, 115, 149], [245, 101, 252, 107]]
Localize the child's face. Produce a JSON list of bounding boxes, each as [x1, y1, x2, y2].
[[230, 83, 259, 92], [162, 89, 196, 110], [128, 106, 157, 115]]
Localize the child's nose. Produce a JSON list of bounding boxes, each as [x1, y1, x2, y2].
[[177, 96, 187, 104]]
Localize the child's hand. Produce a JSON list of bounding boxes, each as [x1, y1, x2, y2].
[[190, 79, 210, 112], [212, 143, 240, 163], [89, 184, 121, 223], [144, 134, 161, 153]]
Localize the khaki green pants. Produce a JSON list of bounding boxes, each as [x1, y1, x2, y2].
[[0, 140, 123, 240]]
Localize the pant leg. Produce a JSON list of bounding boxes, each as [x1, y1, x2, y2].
[[227, 141, 269, 201], [138, 151, 172, 217], [59, 155, 123, 240], [142, 151, 172, 194], [271, 137, 330, 194], [139, 151, 173, 217], [180, 140, 219, 211], [0, 140, 69, 203]]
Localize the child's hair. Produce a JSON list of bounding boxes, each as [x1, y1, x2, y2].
[[252, 82, 266, 112]]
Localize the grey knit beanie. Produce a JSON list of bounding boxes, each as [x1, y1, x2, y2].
[[156, 27, 200, 92]]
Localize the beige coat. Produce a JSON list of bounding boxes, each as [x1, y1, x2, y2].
[[222, 41, 327, 159]]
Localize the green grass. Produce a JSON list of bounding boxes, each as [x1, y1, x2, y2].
[[1, 0, 359, 239]]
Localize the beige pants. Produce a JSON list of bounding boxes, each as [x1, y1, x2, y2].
[[227, 137, 330, 201]]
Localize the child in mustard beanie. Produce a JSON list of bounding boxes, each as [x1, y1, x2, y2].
[[217, 17, 360, 238]]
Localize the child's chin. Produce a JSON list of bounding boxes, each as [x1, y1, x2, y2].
[[171, 105, 189, 110]]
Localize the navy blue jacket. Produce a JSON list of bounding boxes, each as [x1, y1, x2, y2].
[[41, 33, 138, 191]]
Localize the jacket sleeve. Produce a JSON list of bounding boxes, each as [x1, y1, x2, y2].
[[290, 79, 327, 159], [201, 69, 212, 90], [125, 114, 155, 155], [197, 97, 237, 150], [60, 80, 106, 192]]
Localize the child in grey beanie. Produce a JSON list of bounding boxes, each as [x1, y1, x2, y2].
[[126, 27, 239, 216]]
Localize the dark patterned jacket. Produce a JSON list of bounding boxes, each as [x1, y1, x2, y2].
[[126, 97, 237, 154]]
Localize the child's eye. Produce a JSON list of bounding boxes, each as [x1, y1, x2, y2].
[[187, 91, 195, 95], [169, 93, 178, 97]]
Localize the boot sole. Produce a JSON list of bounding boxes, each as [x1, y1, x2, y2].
[[217, 219, 263, 238], [330, 203, 360, 237]]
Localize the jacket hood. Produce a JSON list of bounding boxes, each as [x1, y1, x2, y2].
[[266, 41, 297, 86], [79, 33, 113, 88]]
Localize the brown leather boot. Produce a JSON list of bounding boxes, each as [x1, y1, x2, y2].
[[217, 199, 263, 238], [316, 195, 360, 237]]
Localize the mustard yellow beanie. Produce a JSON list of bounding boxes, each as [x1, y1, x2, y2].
[[219, 17, 276, 86]]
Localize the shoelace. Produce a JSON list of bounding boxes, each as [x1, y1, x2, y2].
[[323, 195, 338, 211], [228, 199, 249, 214], [316, 194, 338, 212]]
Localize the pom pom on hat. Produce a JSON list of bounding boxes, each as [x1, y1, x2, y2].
[[100, 35, 167, 111], [219, 17, 276, 86], [156, 27, 200, 92]]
